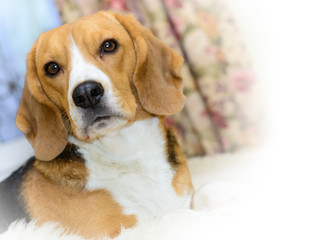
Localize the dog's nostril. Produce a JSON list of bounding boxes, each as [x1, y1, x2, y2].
[[73, 94, 86, 107], [77, 95, 85, 103], [91, 89, 97, 96], [72, 81, 104, 108], [91, 89, 102, 98]]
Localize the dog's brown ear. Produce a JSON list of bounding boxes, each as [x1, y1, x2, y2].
[[16, 44, 67, 161], [112, 13, 186, 115]]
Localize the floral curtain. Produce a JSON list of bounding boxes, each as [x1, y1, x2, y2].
[[55, 0, 261, 157]]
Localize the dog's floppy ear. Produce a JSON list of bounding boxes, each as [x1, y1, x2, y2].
[[112, 13, 186, 115], [16, 44, 67, 161]]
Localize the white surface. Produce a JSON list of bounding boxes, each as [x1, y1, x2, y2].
[[225, 2, 312, 237]]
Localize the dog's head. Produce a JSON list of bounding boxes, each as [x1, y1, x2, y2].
[[16, 12, 185, 161]]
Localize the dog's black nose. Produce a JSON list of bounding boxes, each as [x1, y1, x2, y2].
[[72, 81, 104, 108]]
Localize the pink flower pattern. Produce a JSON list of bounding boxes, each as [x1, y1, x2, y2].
[[165, 0, 183, 8], [108, 0, 128, 11], [229, 69, 255, 93]]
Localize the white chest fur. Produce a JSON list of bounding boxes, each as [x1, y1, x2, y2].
[[69, 118, 191, 222]]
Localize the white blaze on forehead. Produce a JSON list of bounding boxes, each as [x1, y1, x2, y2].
[[68, 38, 112, 100]]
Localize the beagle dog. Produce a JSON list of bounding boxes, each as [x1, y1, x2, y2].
[[0, 11, 193, 238]]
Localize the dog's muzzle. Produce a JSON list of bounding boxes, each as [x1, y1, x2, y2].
[[72, 81, 104, 109]]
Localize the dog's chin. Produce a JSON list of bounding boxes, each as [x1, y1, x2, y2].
[[85, 116, 129, 140]]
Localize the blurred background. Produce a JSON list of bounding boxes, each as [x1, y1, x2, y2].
[[0, 0, 262, 155]]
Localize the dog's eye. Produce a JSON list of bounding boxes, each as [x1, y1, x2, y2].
[[44, 62, 61, 77], [99, 39, 118, 57]]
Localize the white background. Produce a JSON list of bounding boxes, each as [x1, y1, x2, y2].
[[225, 0, 312, 237]]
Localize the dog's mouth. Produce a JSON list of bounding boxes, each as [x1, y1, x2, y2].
[[90, 114, 124, 128], [92, 115, 112, 124], [81, 113, 128, 140]]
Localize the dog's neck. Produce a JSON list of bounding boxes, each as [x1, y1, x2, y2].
[[69, 117, 166, 164], [70, 117, 190, 222], [33, 116, 171, 190]]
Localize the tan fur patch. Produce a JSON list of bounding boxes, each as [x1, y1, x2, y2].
[[159, 118, 193, 196], [111, 13, 186, 116], [172, 162, 193, 196], [22, 168, 137, 239], [33, 145, 88, 190]]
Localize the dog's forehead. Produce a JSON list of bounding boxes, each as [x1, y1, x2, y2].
[[71, 12, 123, 32], [36, 24, 72, 64], [70, 13, 129, 45], [35, 13, 126, 63]]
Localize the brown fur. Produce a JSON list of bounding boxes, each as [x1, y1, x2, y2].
[[22, 169, 137, 239], [112, 13, 186, 116], [160, 118, 193, 196], [33, 144, 88, 190], [16, 41, 69, 161], [23, 144, 137, 239]]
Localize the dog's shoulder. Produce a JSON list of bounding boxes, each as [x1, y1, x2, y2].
[[32, 143, 87, 190], [0, 144, 86, 233], [0, 157, 34, 233]]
